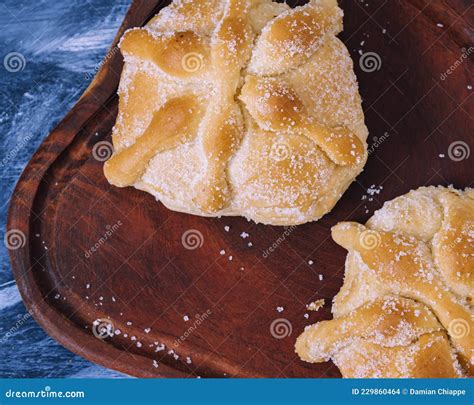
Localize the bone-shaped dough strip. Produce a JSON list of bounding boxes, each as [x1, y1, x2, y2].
[[104, 96, 203, 187], [120, 28, 209, 78], [193, 103, 243, 212], [333, 331, 462, 378], [249, 0, 343, 75], [240, 75, 364, 166], [295, 296, 441, 363], [192, 0, 253, 212]]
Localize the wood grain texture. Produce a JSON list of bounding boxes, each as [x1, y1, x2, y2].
[[7, 0, 473, 378]]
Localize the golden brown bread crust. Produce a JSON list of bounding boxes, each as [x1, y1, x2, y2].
[[296, 186, 473, 377], [333, 331, 462, 378], [103, 0, 368, 225], [296, 296, 463, 377]]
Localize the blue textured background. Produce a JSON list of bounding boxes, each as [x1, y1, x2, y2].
[[0, 0, 132, 378]]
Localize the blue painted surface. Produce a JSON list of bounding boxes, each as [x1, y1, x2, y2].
[[0, 0, 132, 378]]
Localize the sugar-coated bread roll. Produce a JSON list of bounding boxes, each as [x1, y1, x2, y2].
[[296, 186, 473, 377], [104, 0, 368, 225]]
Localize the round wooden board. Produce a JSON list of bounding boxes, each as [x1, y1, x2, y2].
[[7, 0, 473, 378]]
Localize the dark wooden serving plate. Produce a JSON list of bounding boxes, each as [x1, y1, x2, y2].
[[8, 0, 473, 378]]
